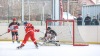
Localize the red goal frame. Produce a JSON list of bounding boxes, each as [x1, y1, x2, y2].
[[46, 20, 89, 46]]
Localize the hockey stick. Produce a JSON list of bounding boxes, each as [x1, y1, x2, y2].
[[0, 32, 8, 36], [40, 31, 45, 34]]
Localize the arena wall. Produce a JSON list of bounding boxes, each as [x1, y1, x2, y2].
[[0, 26, 100, 44]]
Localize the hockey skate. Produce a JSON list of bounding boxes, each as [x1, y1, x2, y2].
[[35, 43, 38, 49], [12, 41, 14, 43], [17, 45, 24, 49], [16, 40, 20, 43], [12, 40, 20, 43], [16, 37, 20, 43]]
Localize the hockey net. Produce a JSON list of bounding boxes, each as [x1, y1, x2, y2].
[[46, 20, 89, 46]]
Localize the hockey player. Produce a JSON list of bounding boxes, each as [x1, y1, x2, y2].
[[44, 27, 57, 42], [41, 27, 60, 46], [17, 22, 38, 49], [8, 18, 20, 43]]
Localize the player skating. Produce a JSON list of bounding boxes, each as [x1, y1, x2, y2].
[[7, 18, 20, 43], [40, 27, 60, 46], [17, 22, 38, 49]]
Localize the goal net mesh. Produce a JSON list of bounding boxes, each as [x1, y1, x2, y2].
[[46, 20, 89, 46]]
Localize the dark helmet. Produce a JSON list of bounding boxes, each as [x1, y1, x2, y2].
[[47, 27, 51, 30], [23, 21, 27, 25]]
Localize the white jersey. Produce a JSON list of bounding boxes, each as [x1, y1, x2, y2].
[[9, 25, 18, 30]]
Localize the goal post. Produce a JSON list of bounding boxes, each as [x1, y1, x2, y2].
[[46, 20, 89, 46]]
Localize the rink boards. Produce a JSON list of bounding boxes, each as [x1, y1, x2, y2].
[[0, 26, 100, 44]]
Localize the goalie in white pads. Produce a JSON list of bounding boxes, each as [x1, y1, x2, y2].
[[7, 18, 20, 43], [41, 27, 60, 46]]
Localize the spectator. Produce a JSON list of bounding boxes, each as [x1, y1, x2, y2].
[[91, 16, 99, 25], [84, 14, 91, 25], [46, 15, 52, 26], [77, 14, 82, 25]]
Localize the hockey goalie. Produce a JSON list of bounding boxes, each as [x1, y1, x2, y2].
[[40, 27, 60, 46]]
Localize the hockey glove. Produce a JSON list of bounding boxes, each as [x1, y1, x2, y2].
[[7, 29, 10, 33]]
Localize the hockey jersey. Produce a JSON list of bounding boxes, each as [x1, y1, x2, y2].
[[8, 22, 20, 30], [45, 30, 57, 37], [24, 23, 34, 33]]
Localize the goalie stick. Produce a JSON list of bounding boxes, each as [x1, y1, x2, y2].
[[0, 32, 8, 36]]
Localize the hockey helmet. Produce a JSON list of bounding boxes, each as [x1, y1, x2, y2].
[[23, 21, 28, 25], [47, 27, 51, 30], [13, 18, 17, 21]]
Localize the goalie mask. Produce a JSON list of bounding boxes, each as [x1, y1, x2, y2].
[[47, 27, 51, 30]]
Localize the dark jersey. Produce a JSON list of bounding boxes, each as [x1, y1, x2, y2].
[[8, 22, 20, 30], [45, 30, 57, 37], [9, 22, 20, 27]]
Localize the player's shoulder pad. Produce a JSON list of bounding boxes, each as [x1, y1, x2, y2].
[[16, 22, 20, 26]]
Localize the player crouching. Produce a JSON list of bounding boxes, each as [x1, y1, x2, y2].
[[17, 22, 38, 49], [40, 27, 60, 46]]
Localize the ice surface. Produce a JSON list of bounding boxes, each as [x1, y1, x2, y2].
[[0, 41, 100, 56]]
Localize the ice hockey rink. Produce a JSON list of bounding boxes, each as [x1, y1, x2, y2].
[[0, 0, 100, 56], [0, 41, 100, 56]]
